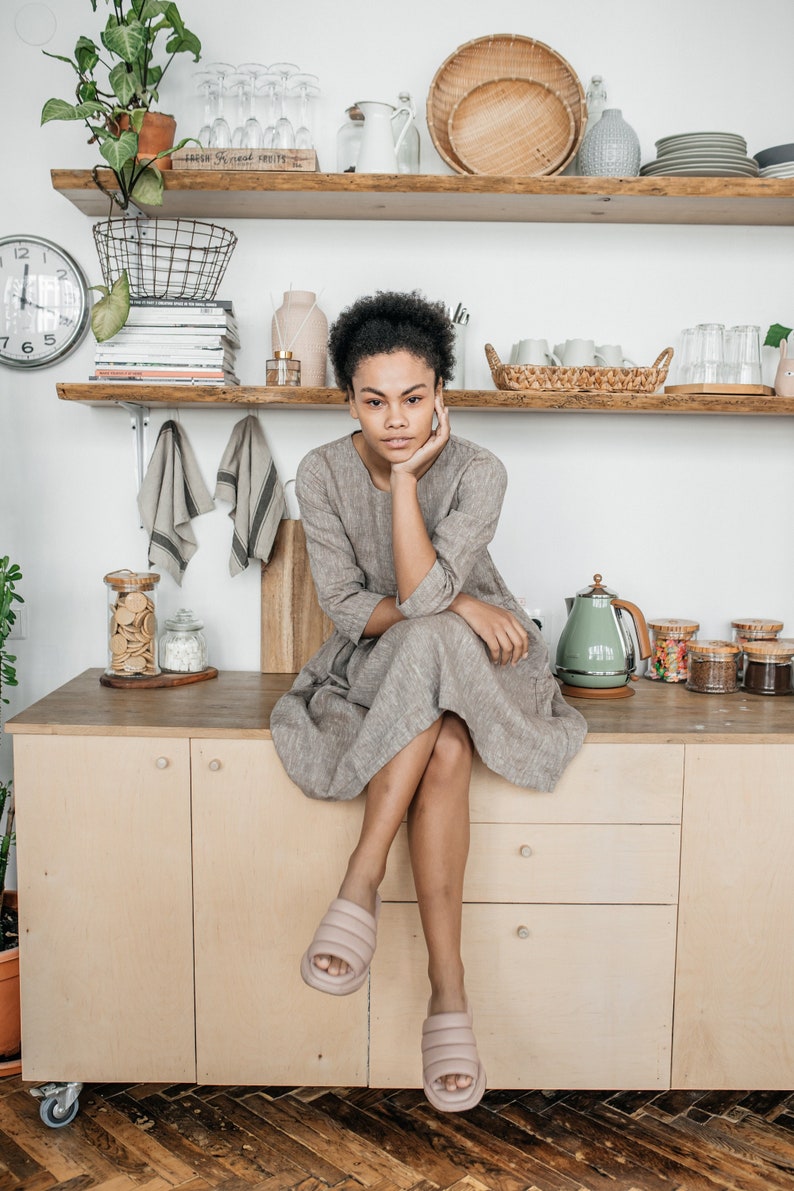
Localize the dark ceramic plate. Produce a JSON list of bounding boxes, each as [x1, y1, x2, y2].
[[753, 142, 794, 167]]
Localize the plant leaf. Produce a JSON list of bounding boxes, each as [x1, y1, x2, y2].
[[764, 323, 793, 348], [102, 18, 147, 64], [165, 28, 201, 60], [41, 97, 105, 123], [100, 129, 138, 170], [131, 164, 164, 205], [91, 271, 130, 342], [108, 59, 143, 107], [74, 35, 100, 74]]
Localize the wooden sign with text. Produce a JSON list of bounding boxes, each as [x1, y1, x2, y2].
[[171, 147, 318, 171]]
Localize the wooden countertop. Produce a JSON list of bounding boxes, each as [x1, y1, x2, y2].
[[6, 668, 794, 743]]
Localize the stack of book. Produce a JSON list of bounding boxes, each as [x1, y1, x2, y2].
[[91, 298, 240, 384]]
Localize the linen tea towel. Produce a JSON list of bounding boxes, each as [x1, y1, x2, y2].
[[137, 419, 215, 585], [215, 414, 286, 576]]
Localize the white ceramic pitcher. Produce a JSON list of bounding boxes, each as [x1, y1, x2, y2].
[[355, 99, 415, 173]]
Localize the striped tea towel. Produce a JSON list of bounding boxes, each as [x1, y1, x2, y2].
[[215, 414, 286, 576], [137, 419, 215, 585]]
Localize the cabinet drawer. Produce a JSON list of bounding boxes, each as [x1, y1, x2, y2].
[[370, 902, 676, 1089], [469, 743, 683, 824], [381, 822, 680, 904]]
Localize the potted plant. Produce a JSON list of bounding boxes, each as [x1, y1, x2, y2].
[[40, 0, 202, 338], [0, 557, 23, 1075]]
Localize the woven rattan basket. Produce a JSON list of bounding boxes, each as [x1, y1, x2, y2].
[[448, 77, 575, 176], [93, 217, 238, 301], [427, 34, 585, 175], [485, 344, 674, 393]]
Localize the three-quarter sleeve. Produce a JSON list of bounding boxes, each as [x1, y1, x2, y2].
[[296, 454, 385, 643], [397, 451, 507, 618]]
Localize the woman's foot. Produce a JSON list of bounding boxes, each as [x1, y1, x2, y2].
[[310, 871, 380, 977], [422, 995, 486, 1112], [300, 893, 381, 995]]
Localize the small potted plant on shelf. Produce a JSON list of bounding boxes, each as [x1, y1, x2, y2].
[[40, 0, 202, 339], [0, 557, 23, 1076]]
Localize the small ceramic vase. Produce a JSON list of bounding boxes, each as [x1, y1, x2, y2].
[[774, 339, 794, 396], [271, 290, 328, 387], [578, 108, 641, 177]]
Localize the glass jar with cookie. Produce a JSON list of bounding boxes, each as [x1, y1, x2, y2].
[[104, 569, 161, 678]]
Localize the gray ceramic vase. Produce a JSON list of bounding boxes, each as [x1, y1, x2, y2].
[[578, 108, 641, 177]]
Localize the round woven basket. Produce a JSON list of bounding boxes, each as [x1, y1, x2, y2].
[[93, 217, 238, 301], [485, 344, 674, 393], [448, 77, 575, 176], [427, 34, 585, 175]]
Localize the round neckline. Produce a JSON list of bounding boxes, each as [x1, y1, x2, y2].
[[346, 430, 448, 494]]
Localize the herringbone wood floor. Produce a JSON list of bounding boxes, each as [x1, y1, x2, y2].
[[1, 1079, 794, 1191]]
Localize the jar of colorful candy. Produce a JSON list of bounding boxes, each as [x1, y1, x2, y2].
[[646, 619, 700, 682]]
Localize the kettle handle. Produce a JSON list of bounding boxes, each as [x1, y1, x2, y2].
[[611, 598, 652, 660]]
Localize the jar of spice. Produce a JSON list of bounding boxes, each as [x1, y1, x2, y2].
[[646, 619, 700, 682], [160, 608, 208, 673], [685, 639, 741, 694], [742, 639, 794, 696], [104, 569, 160, 678]]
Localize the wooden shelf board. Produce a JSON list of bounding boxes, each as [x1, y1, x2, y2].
[[57, 382, 794, 415], [51, 169, 794, 225]]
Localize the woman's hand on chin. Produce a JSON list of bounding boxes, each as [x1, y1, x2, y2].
[[391, 395, 450, 482]]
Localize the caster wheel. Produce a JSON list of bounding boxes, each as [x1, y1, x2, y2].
[[39, 1094, 80, 1128]]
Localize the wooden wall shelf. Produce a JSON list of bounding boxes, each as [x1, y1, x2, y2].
[[51, 169, 794, 226], [57, 383, 794, 415]]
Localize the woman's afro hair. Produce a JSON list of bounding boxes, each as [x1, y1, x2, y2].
[[327, 290, 456, 392]]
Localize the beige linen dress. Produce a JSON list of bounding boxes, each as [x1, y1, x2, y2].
[[270, 432, 587, 800]]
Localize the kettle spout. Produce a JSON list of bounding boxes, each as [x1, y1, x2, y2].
[[564, 596, 574, 614]]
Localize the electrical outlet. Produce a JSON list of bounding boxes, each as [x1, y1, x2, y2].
[[7, 607, 27, 640], [516, 600, 553, 645]]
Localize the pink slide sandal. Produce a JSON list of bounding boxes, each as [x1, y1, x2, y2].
[[421, 1005, 487, 1112], [300, 894, 381, 995]]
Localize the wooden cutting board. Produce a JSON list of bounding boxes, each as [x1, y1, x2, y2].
[[664, 383, 775, 395], [260, 519, 333, 672]]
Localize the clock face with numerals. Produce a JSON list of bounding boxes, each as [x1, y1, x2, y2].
[[0, 235, 91, 369]]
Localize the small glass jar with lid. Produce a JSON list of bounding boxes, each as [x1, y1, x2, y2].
[[685, 639, 741, 694], [336, 104, 364, 172], [646, 618, 700, 682], [104, 569, 160, 678], [160, 608, 208, 673], [732, 618, 784, 677], [742, 639, 794, 696]]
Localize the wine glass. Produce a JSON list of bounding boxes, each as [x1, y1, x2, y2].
[[226, 72, 251, 148], [237, 62, 269, 148], [203, 61, 236, 148], [256, 71, 280, 148], [289, 72, 320, 149], [194, 71, 216, 145], [270, 61, 299, 149]]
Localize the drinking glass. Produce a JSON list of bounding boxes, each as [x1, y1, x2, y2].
[[238, 62, 269, 148], [256, 71, 281, 148], [725, 324, 762, 385], [270, 61, 299, 149], [204, 61, 236, 148], [677, 326, 698, 383], [289, 72, 320, 149], [691, 323, 726, 384], [194, 71, 216, 145], [226, 72, 250, 148]]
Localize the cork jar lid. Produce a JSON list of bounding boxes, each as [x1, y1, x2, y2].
[[742, 638, 794, 661], [103, 568, 160, 591], [731, 617, 784, 634], [687, 638, 741, 658], [648, 618, 700, 635]]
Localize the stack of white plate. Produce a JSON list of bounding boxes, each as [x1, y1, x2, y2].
[[760, 163, 794, 178], [640, 131, 759, 177]]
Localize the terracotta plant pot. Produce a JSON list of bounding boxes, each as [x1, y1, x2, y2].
[[0, 893, 20, 1076], [116, 111, 177, 169]]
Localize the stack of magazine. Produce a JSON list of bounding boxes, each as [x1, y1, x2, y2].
[[90, 298, 240, 384]]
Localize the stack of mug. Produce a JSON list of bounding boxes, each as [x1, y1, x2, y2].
[[509, 338, 635, 368]]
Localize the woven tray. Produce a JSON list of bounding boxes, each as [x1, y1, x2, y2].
[[448, 77, 575, 176], [427, 34, 585, 175], [485, 344, 674, 393]]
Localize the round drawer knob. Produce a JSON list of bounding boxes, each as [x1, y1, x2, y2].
[[519, 845, 532, 858], [155, 756, 169, 770], [208, 759, 222, 772], [517, 925, 530, 939]]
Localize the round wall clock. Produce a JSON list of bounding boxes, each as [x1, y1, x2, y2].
[[0, 235, 91, 369]]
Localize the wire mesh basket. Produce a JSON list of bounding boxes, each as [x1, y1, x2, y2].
[[92, 218, 238, 301]]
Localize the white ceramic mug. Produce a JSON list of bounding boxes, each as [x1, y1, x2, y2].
[[596, 343, 636, 367], [561, 338, 600, 366], [516, 337, 560, 365]]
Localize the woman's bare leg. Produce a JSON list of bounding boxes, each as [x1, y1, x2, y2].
[[407, 712, 474, 1093], [311, 715, 444, 977]]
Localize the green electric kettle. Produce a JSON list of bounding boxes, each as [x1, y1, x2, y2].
[[556, 573, 652, 693]]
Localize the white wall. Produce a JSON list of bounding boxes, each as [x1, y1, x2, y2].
[[2, 0, 794, 767]]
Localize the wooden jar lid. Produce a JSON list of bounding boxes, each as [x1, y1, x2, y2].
[[742, 638, 794, 661], [648, 618, 700, 635], [687, 639, 741, 657], [104, 568, 160, 591], [731, 617, 784, 634]]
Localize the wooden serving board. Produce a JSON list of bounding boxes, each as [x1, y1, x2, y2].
[[664, 383, 775, 395], [261, 519, 333, 672], [99, 667, 219, 689]]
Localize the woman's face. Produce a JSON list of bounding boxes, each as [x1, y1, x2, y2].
[[349, 350, 441, 467]]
